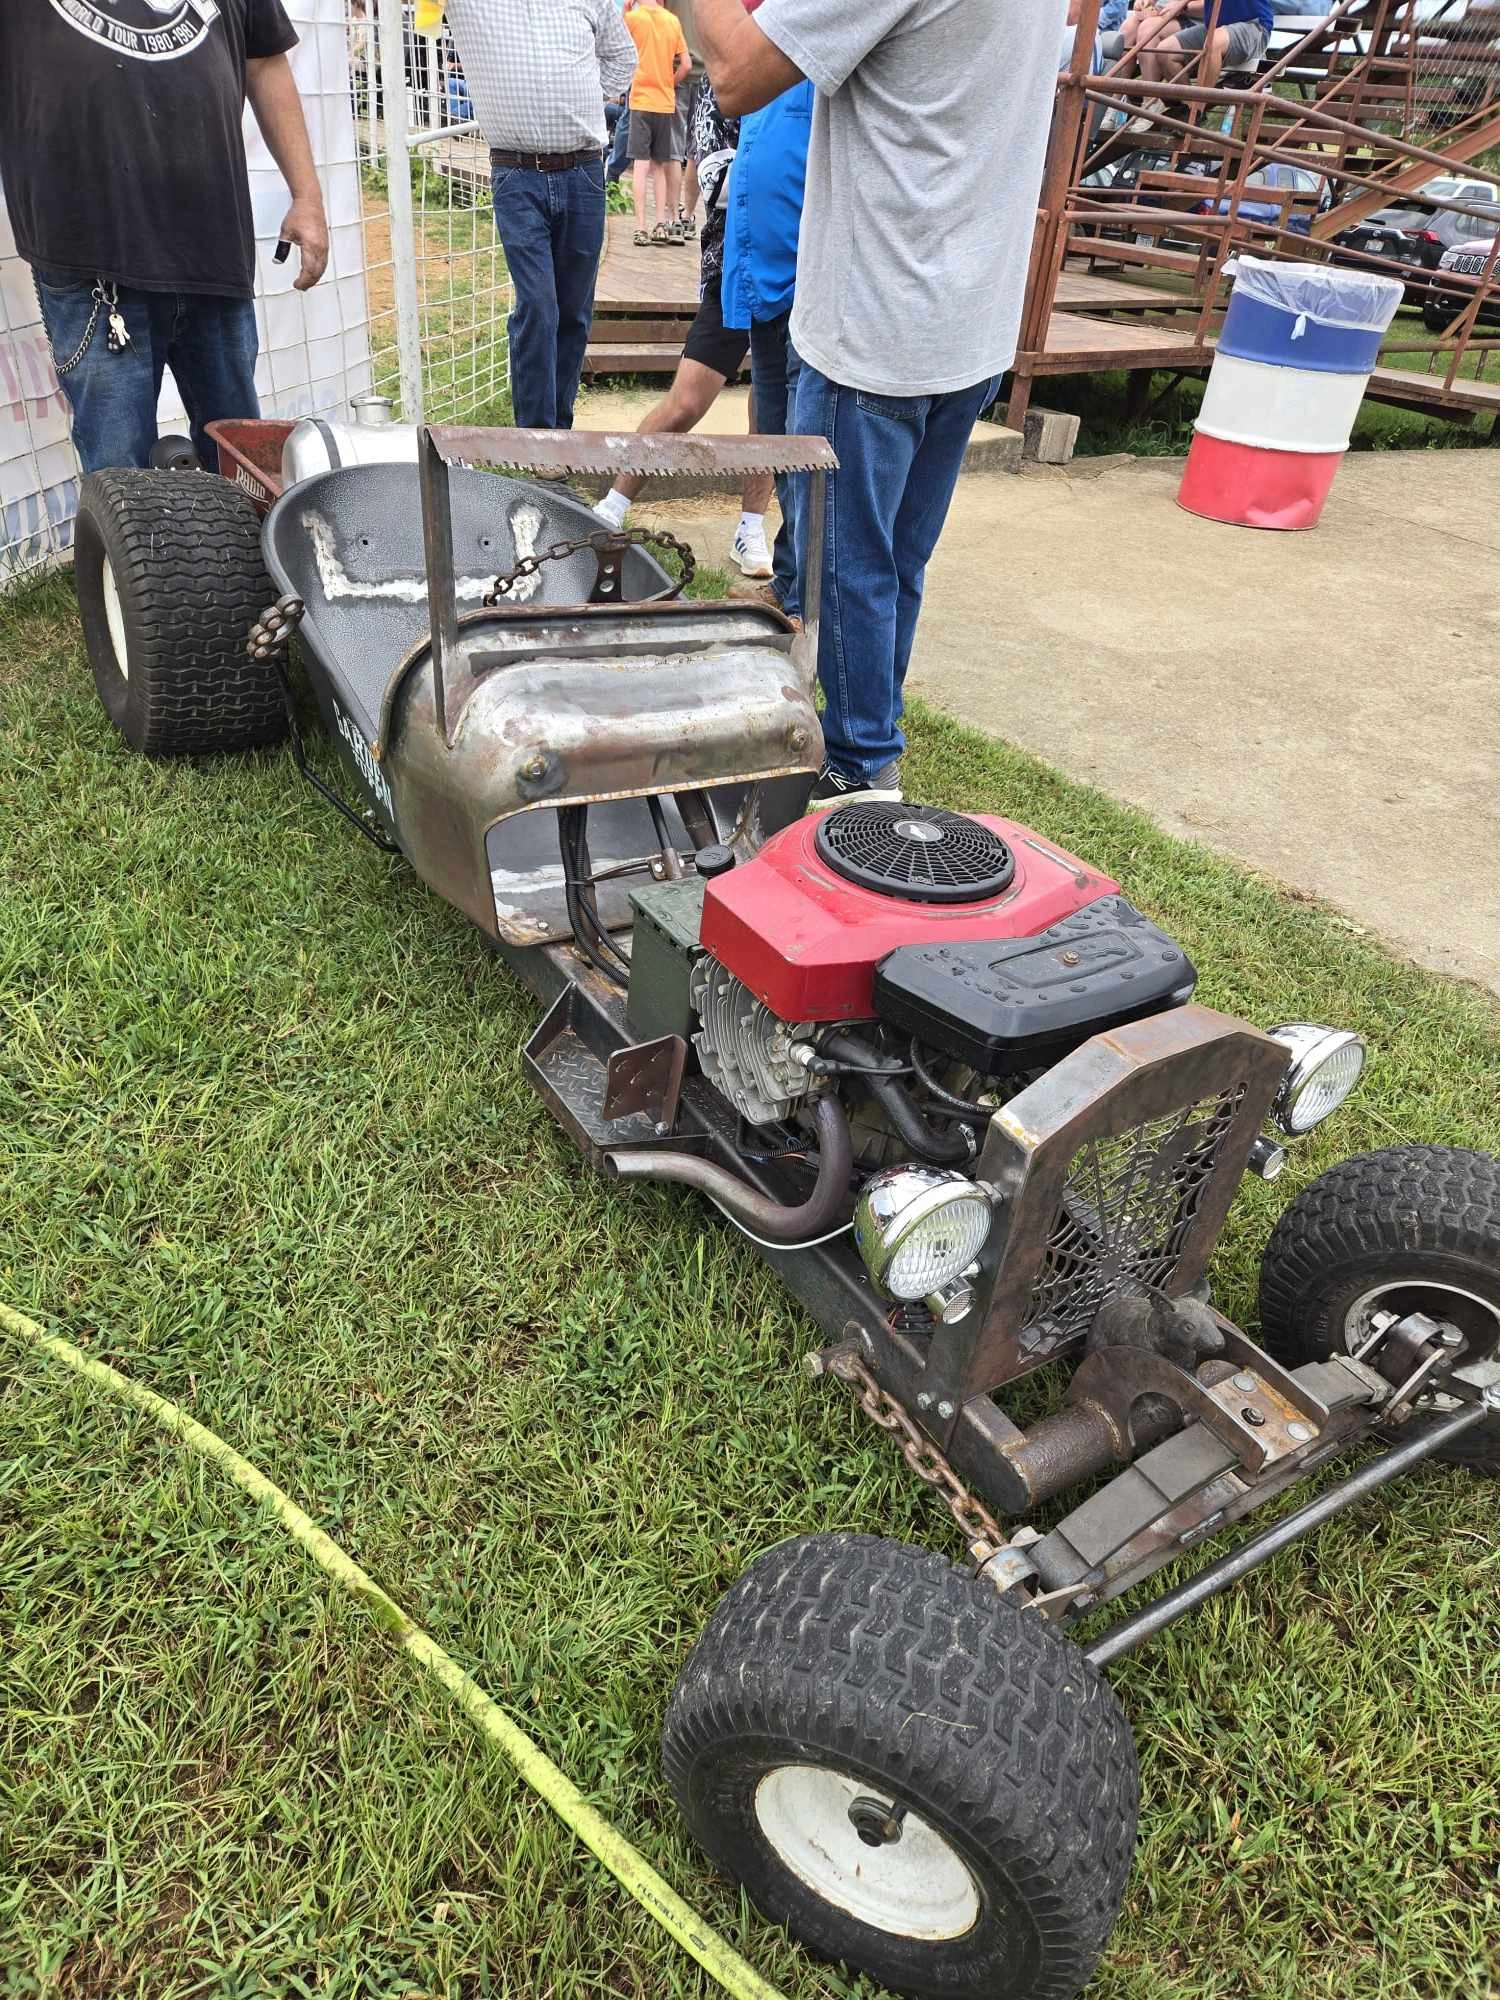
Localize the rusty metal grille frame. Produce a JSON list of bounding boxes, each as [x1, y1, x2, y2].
[[1016, 1081, 1250, 1363], [943, 1006, 1288, 1400]]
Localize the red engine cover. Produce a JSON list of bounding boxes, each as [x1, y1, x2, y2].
[[701, 814, 1119, 1022]]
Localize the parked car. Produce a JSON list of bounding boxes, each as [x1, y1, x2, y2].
[[1079, 147, 1221, 246], [1194, 161, 1330, 233], [1335, 201, 1500, 298], [1420, 173, 1500, 206], [1426, 232, 1500, 329]]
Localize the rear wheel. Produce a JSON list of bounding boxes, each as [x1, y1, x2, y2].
[[663, 1532, 1138, 2000], [1423, 302, 1452, 333], [1259, 1146, 1500, 1474], [75, 467, 285, 756]]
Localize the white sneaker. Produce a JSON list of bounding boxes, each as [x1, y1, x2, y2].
[[732, 520, 774, 578]]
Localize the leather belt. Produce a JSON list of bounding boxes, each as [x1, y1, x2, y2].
[[490, 146, 603, 173]]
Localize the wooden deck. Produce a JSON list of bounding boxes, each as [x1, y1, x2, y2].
[[587, 216, 700, 377], [1033, 311, 1213, 374], [594, 215, 700, 316], [1053, 270, 1192, 313], [585, 220, 1212, 380], [1365, 363, 1500, 423], [584, 218, 1497, 432]]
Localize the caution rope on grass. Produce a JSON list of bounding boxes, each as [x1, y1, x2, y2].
[[3, 1303, 788, 2000]]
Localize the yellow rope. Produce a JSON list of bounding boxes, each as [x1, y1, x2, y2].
[[3, 1302, 788, 2000]]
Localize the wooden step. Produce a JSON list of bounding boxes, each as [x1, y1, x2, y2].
[[584, 340, 689, 376]]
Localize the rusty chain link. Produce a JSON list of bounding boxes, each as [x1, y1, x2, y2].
[[483, 526, 697, 607], [827, 1348, 1007, 1548], [247, 594, 305, 664]]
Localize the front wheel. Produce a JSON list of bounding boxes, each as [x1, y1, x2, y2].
[[663, 1532, 1138, 2000], [1258, 1145, 1500, 1474]]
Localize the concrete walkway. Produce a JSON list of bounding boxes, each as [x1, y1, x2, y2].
[[611, 423, 1500, 1000], [908, 451, 1499, 998]]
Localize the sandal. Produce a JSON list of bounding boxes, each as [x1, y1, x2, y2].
[[634, 227, 652, 246], [649, 221, 675, 246], [677, 211, 697, 239]]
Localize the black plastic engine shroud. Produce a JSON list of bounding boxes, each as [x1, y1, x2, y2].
[[873, 894, 1198, 1073]]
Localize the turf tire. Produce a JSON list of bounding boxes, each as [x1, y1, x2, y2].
[[662, 1532, 1138, 2000], [1259, 1145, 1500, 1475], [75, 467, 285, 756]]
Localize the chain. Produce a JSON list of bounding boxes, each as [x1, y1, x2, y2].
[[827, 1348, 1007, 1548], [247, 594, 305, 664], [35, 274, 115, 376], [483, 526, 697, 606]]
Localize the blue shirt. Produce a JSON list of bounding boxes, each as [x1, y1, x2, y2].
[[1212, 0, 1273, 27], [720, 80, 814, 332]]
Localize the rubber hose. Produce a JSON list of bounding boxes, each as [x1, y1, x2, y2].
[[821, 1031, 972, 1165], [604, 1095, 853, 1243]]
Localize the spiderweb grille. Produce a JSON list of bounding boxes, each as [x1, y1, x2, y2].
[[1016, 1083, 1248, 1357]]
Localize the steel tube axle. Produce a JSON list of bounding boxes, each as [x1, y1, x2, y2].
[[1084, 1403, 1491, 1669]]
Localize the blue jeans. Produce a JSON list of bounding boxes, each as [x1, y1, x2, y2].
[[33, 269, 259, 473], [491, 158, 606, 430], [748, 312, 802, 621], [605, 100, 630, 182], [793, 365, 1002, 782]]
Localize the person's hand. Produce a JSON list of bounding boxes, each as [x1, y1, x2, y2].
[[279, 196, 329, 291]]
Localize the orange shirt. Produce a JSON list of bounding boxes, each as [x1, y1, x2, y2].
[[625, 5, 688, 114]]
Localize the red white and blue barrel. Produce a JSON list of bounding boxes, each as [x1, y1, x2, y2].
[[1179, 259, 1401, 532]]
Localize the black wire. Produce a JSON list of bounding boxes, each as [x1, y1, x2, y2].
[[559, 807, 629, 985], [809, 1056, 917, 1078], [908, 1038, 996, 1119], [565, 812, 628, 972]]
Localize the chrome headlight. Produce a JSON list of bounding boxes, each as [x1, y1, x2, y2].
[[854, 1166, 994, 1303], [1267, 1023, 1366, 1135]]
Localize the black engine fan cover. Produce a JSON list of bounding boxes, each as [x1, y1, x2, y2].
[[874, 894, 1197, 1072], [814, 802, 1015, 904]]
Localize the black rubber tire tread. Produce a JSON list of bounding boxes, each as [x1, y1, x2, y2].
[[663, 1532, 1138, 2000], [1259, 1145, 1500, 1474], [75, 468, 284, 756]]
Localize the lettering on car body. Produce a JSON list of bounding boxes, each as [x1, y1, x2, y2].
[[333, 701, 396, 824]]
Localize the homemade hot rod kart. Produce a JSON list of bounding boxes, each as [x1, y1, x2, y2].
[[72, 417, 1500, 2000]]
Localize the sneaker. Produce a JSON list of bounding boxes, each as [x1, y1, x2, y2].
[[807, 760, 903, 811], [1126, 97, 1166, 135], [731, 520, 774, 578]]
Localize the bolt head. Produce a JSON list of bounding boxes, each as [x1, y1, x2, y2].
[[937, 1399, 956, 1421], [1287, 1420, 1315, 1442], [1241, 1405, 1266, 1427], [1232, 1371, 1258, 1393], [521, 753, 548, 782], [916, 1391, 933, 1411]]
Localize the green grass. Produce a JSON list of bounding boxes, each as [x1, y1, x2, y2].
[[2, 573, 1498, 2000]]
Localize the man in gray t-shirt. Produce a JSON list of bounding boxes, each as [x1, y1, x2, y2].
[[698, 0, 1064, 802]]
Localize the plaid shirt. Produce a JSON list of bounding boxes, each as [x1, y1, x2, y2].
[[444, 0, 637, 152]]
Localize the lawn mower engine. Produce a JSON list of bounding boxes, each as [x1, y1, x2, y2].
[[677, 802, 1197, 1166]]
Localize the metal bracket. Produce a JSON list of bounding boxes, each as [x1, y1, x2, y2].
[[603, 1034, 687, 1133]]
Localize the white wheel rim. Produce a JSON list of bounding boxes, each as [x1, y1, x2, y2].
[[102, 556, 130, 682], [1343, 1280, 1500, 1356], [753, 1764, 981, 1941]]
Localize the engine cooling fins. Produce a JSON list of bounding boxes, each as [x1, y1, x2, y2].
[[814, 803, 1016, 905]]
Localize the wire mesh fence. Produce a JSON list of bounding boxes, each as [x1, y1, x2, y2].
[[358, 1, 511, 425]]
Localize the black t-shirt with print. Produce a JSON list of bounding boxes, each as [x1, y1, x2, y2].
[[0, 0, 299, 297]]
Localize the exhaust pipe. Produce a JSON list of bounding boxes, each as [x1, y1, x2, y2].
[[604, 1096, 854, 1244]]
